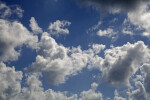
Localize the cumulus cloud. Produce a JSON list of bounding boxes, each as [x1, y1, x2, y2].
[[29, 17, 43, 34], [48, 20, 71, 36], [113, 90, 126, 100], [19, 74, 78, 100], [101, 41, 150, 87], [77, 0, 149, 13], [0, 19, 38, 62], [0, 64, 105, 100], [27, 32, 105, 85], [127, 3, 150, 37], [0, 1, 23, 18], [97, 28, 117, 37], [0, 62, 22, 100], [79, 82, 103, 100], [0, 66, 77, 100]]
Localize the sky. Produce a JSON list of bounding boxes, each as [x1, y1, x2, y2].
[[1, 0, 150, 100]]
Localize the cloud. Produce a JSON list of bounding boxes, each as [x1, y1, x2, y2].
[[21, 75, 103, 100], [48, 20, 71, 36], [126, 3, 150, 37], [97, 28, 117, 37], [0, 1, 23, 18], [20, 74, 78, 100], [113, 81, 149, 100], [1, 64, 148, 100], [29, 17, 43, 34], [0, 64, 104, 100], [79, 82, 103, 100], [77, 0, 149, 13], [129, 81, 148, 100], [101, 41, 149, 87], [0, 19, 38, 62], [113, 90, 126, 100], [141, 64, 150, 93], [0, 62, 22, 100], [0, 67, 77, 100], [27, 32, 105, 85]]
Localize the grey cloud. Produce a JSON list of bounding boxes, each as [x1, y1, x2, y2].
[[77, 0, 149, 13], [141, 64, 150, 93], [101, 41, 149, 87], [129, 81, 148, 100]]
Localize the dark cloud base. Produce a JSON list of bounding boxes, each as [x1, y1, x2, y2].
[[76, 0, 149, 12]]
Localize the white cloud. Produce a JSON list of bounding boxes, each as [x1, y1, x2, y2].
[[0, 65, 105, 100], [29, 17, 43, 34], [0, 1, 23, 18], [28, 32, 105, 85], [79, 82, 103, 100], [113, 90, 126, 100], [127, 3, 150, 37], [101, 41, 150, 87], [0, 62, 22, 100], [0, 19, 38, 62], [48, 20, 71, 36], [97, 28, 117, 37], [0, 69, 77, 100]]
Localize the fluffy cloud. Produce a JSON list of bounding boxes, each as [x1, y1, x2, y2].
[[0, 62, 22, 100], [0, 19, 38, 62], [1, 65, 148, 100], [21, 76, 104, 100], [97, 28, 117, 37], [0, 1, 23, 18], [29, 17, 43, 34], [48, 20, 71, 36], [19, 74, 77, 100], [0, 66, 77, 100], [77, 0, 149, 13], [28, 32, 105, 85], [113, 90, 126, 100], [127, 3, 150, 37], [0, 65, 104, 100], [79, 82, 103, 100], [101, 41, 150, 87]]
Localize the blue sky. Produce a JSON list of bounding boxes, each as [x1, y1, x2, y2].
[[1, 0, 150, 100]]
